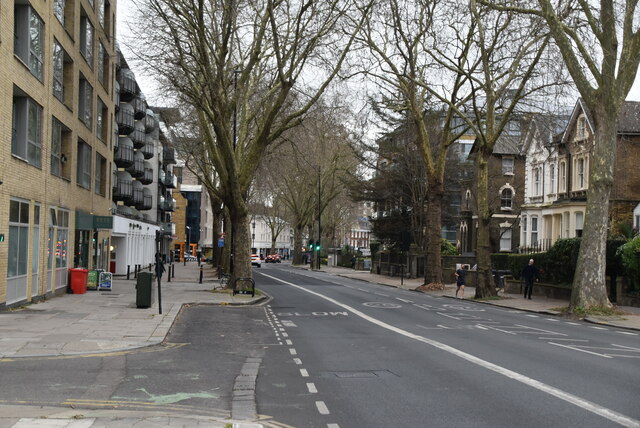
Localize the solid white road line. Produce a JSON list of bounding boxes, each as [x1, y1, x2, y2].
[[260, 272, 640, 428]]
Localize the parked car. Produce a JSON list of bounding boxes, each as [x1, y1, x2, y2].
[[251, 254, 261, 268], [184, 253, 196, 261], [265, 254, 281, 263]]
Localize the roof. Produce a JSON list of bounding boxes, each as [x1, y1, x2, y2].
[[492, 135, 521, 155], [562, 99, 640, 143]]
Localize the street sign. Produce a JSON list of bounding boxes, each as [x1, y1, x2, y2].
[[98, 272, 112, 291], [218, 238, 225, 247]]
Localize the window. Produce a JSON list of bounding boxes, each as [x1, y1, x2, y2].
[[80, 11, 94, 67], [96, 97, 108, 141], [77, 140, 92, 189], [521, 215, 527, 246], [8, 199, 30, 278], [95, 153, 107, 196], [458, 140, 473, 161], [578, 117, 587, 139], [55, 209, 69, 269], [533, 167, 541, 196], [549, 164, 555, 194], [98, 42, 109, 88], [501, 188, 513, 210], [14, 5, 44, 80], [564, 212, 570, 238], [576, 158, 586, 188], [12, 90, 42, 168], [500, 228, 512, 252], [52, 40, 74, 105], [51, 117, 71, 179], [54, 0, 65, 24], [560, 161, 566, 191], [502, 157, 514, 175], [531, 216, 538, 247], [575, 212, 584, 237], [79, 75, 93, 129], [32, 204, 41, 279], [97, 0, 105, 26]]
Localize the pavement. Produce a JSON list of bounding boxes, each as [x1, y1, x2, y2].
[[0, 261, 638, 428]]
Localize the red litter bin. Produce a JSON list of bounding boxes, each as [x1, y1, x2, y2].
[[69, 268, 88, 294]]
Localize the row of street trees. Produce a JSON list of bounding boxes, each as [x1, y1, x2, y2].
[[127, 0, 640, 312]]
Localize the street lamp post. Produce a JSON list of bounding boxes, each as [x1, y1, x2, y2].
[[185, 226, 191, 265]]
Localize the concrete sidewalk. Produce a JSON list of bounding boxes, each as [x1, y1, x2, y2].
[[0, 262, 265, 359], [311, 265, 640, 331]]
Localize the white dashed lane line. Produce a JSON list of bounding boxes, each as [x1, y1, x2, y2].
[[289, 348, 297, 355], [617, 331, 638, 336], [293, 358, 302, 365], [316, 401, 330, 415], [307, 383, 317, 393], [300, 369, 309, 377]]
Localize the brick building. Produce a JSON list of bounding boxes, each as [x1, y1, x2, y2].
[[0, 0, 117, 307]]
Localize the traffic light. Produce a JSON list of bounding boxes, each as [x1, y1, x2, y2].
[[315, 241, 320, 251], [309, 239, 314, 250]]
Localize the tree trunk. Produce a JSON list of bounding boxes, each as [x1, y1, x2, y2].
[[231, 203, 251, 289], [220, 211, 232, 274], [292, 224, 305, 265], [270, 238, 276, 254], [474, 151, 495, 298], [570, 103, 616, 311], [423, 182, 444, 285]]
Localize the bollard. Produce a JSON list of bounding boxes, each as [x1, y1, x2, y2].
[[127, 265, 130, 280], [172, 264, 175, 278], [199, 265, 203, 284], [167, 265, 171, 282], [149, 263, 152, 272], [134, 265, 138, 279]]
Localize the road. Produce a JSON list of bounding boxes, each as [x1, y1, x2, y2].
[[0, 263, 637, 428], [254, 264, 640, 428]]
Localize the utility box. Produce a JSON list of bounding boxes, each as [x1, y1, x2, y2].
[[136, 272, 154, 308]]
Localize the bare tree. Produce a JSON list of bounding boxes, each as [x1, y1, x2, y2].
[[356, 0, 472, 285], [484, 0, 640, 310], [130, 0, 369, 284]]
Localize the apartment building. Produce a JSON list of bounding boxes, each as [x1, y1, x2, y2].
[[0, 0, 117, 307]]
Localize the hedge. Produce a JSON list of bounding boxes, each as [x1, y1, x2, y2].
[[491, 238, 628, 286]]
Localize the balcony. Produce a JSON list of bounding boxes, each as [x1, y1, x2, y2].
[[159, 197, 176, 212], [141, 140, 154, 159], [112, 167, 118, 192], [113, 171, 133, 204], [126, 152, 145, 178], [117, 68, 137, 102], [140, 188, 153, 211], [114, 81, 120, 112], [114, 137, 134, 168], [160, 222, 175, 236], [132, 95, 146, 120], [116, 204, 132, 217], [162, 171, 177, 188], [132, 180, 144, 208], [163, 146, 176, 165], [144, 109, 156, 133], [139, 161, 153, 185], [131, 121, 146, 148], [116, 102, 134, 135]]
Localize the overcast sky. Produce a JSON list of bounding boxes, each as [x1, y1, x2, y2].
[[116, 0, 640, 105]]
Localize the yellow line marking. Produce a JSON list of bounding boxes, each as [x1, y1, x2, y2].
[[0, 343, 188, 363]]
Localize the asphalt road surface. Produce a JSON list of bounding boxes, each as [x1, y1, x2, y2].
[[0, 263, 638, 428], [253, 264, 640, 428]]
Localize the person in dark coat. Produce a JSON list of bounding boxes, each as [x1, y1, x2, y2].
[[521, 258, 539, 300], [454, 265, 467, 299]]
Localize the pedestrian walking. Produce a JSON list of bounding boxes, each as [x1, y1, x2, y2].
[[454, 264, 467, 299], [521, 258, 539, 300]]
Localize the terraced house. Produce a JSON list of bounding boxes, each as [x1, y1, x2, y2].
[[520, 99, 640, 250]]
